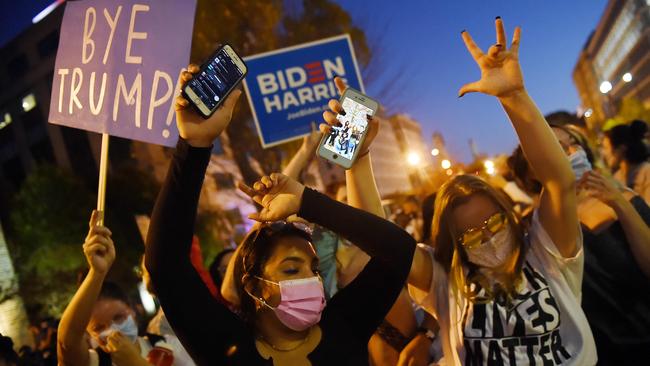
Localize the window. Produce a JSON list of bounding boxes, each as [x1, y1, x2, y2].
[[22, 94, 37, 112], [0, 113, 11, 131], [594, 1, 642, 81]]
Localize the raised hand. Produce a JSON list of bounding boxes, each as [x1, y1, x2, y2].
[[321, 77, 379, 158], [238, 173, 305, 222], [301, 122, 323, 155], [578, 170, 627, 208], [83, 210, 115, 276], [458, 17, 524, 98], [175, 64, 242, 147]]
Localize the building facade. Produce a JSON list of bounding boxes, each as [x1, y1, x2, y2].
[[573, 0, 650, 130]]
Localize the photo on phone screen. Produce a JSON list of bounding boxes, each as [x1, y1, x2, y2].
[[322, 96, 374, 161], [184, 45, 247, 117]]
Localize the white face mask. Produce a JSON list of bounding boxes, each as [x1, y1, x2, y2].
[[90, 315, 139, 348], [464, 224, 515, 268]]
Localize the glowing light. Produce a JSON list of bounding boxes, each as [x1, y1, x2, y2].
[[599, 81, 612, 94], [32, 0, 65, 24], [622, 72, 632, 82], [584, 108, 593, 118], [138, 282, 156, 315], [0, 113, 11, 130], [431, 148, 440, 156], [407, 152, 421, 166], [21, 94, 36, 112], [446, 169, 453, 176], [441, 159, 451, 170]]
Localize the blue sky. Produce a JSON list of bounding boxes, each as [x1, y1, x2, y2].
[[2, 0, 607, 162], [334, 0, 607, 162]]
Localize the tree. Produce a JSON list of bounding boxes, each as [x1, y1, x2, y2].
[[8, 156, 160, 319], [190, 0, 371, 185]]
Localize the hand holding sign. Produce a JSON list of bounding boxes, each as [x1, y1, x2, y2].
[[175, 64, 242, 148], [320, 77, 379, 160]]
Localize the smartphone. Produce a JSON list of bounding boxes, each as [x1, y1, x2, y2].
[[318, 88, 379, 169], [182, 44, 248, 118]]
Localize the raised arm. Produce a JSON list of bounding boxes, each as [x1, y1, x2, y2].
[[144, 64, 247, 364], [459, 18, 578, 257], [58, 211, 115, 366], [282, 125, 321, 181]]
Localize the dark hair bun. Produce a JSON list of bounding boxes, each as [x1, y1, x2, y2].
[[630, 120, 648, 140]]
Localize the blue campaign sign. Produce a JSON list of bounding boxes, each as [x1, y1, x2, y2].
[[243, 34, 364, 148]]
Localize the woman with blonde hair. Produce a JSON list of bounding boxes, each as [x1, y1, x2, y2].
[[406, 18, 596, 364]]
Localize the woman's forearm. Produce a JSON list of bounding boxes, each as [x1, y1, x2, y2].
[[346, 153, 385, 218], [612, 197, 650, 279], [58, 269, 104, 364], [498, 90, 574, 189], [299, 188, 415, 270], [283, 148, 312, 181]]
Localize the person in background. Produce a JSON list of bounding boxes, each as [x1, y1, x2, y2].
[[57, 211, 193, 366], [406, 18, 596, 364], [602, 121, 650, 203], [0, 334, 18, 366], [511, 123, 650, 364]]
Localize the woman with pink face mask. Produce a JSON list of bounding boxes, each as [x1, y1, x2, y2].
[[145, 66, 416, 365]]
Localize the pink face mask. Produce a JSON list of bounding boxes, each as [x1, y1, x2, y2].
[[248, 276, 326, 331]]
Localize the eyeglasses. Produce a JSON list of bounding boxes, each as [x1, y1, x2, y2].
[[457, 212, 507, 249]]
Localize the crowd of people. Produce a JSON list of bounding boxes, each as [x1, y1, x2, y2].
[[2, 17, 649, 366]]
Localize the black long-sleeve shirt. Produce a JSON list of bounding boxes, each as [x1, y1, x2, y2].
[[145, 139, 415, 365]]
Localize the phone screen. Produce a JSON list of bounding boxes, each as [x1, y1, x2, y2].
[[187, 47, 244, 112], [322, 97, 374, 161]]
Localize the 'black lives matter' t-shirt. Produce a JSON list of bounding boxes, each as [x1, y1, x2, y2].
[[463, 261, 573, 365], [410, 210, 597, 365]]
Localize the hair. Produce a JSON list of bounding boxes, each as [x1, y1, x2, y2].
[[232, 224, 313, 327], [0, 334, 18, 365], [509, 123, 600, 196], [209, 248, 236, 288], [545, 110, 587, 129], [605, 121, 649, 164], [431, 175, 527, 304], [97, 281, 131, 307], [421, 193, 437, 244]]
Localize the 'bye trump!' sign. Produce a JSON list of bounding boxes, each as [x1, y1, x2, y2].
[[243, 35, 364, 148], [48, 0, 196, 146]]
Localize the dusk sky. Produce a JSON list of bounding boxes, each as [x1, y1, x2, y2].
[[1, 0, 608, 162]]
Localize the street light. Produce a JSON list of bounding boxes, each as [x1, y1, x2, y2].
[[431, 148, 440, 156], [441, 159, 451, 170], [407, 152, 421, 166], [484, 160, 496, 175], [599, 81, 612, 94], [584, 108, 593, 118], [622, 72, 632, 83]]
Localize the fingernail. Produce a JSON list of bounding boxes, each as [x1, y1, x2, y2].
[[461, 29, 466, 34], [366, 114, 372, 120], [495, 44, 503, 47], [332, 74, 338, 79], [340, 109, 347, 116], [458, 94, 464, 98], [496, 16, 501, 20]]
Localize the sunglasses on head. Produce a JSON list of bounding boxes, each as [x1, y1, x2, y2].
[[242, 221, 313, 273], [457, 212, 507, 249]]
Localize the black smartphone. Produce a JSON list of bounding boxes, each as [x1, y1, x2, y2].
[[182, 44, 248, 118]]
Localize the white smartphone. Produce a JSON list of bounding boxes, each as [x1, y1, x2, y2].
[[182, 44, 248, 118], [318, 87, 379, 169]]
